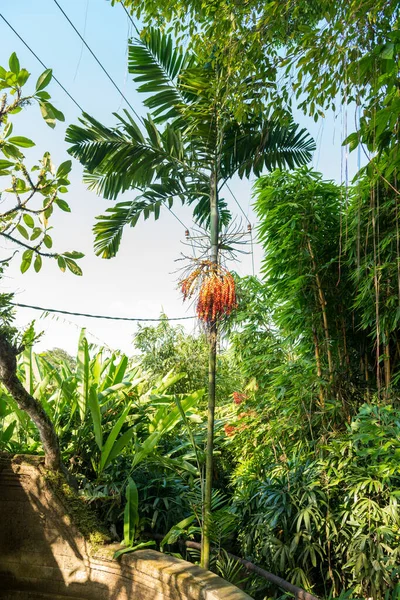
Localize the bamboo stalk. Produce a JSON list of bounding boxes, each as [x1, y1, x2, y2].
[[307, 238, 334, 380], [312, 325, 325, 408]]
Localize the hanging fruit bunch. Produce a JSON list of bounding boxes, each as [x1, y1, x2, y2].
[[180, 260, 237, 324]]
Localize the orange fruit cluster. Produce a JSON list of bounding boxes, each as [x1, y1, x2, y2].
[[197, 271, 236, 322], [180, 262, 237, 324], [181, 266, 203, 301]]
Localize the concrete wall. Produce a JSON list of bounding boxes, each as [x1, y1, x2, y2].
[[0, 454, 252, 600]]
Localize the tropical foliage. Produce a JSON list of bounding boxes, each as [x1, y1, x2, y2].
[[0, 52, 83, 274], [1, 2, 400, 599], [65, 23, 314, 568]]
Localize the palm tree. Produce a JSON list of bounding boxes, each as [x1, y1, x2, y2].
[[66, 27, 315, 568]]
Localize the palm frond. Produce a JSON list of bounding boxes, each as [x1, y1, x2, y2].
[[93, 201, 140, 258], [66, 112, 206, 200], [92, 177, 190, 257], [128, 28, 195, 123], [222, 120, 316, 179]]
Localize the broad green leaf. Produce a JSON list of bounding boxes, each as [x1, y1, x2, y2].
[[2, 143, 23, 159], [76, 329, 90, 421], [100, 403, 132, 472], [113, 541, 155, 560], [124, 477, 139, 546], [161, 515, 196, 548], [88, 384, 102, 450], [57, 256, 66, 271], [20, 249, 33, 273], [0, 160, 14, 170], [91, 352, 103, 387], [46, 102, 65, 122], [0, 420, 17, 444], [380, 42, 394, 60], [23, 214, 34, 228], [106, 427, 135, 466], [16, 224, 29, 240], [3, 122, 13, 138], [39, 102, 56, 128], [112, 355, 128, 385], [56, 160, 72, 178], [97, 381, 133, 401], [17, 69, 30, 86], [34, 254, 42, 273], [65, 258, 83, 276], [63, 251, 84, 259], [9, 53, 20, 75], [8, 136, 35, 148], [131, 431, 161, 469], [55, 198, 71, 212], [35, 68, 52, 92]]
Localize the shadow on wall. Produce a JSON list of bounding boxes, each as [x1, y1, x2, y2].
[[0, 454, 109, 599], [0, 454, 252, 600]]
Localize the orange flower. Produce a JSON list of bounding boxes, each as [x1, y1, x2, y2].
[[233, 391, 247, 405], [180, 262, 237, 324], [224, 424, 236, 437]]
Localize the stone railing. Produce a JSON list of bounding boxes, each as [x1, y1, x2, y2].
[[0, 454, 252, 600]]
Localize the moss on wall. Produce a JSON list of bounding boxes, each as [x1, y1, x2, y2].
[[44, 469, 110, 550]]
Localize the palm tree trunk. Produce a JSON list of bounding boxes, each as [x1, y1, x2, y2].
[[201, 166, 219, 570], [0, 332, 62, 472]]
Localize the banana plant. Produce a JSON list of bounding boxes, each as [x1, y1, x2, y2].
[[79, 367, 204, 476]]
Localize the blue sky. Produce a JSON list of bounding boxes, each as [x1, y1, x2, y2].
[[0, 0, 360, 355]]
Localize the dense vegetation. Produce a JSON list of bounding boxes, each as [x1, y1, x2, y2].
[[1, 1, 399, 599]]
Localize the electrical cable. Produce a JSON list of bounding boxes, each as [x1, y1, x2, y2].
[[11, 302, 195, 322], [73, 0, 90, 82], [121, 3, 140, 36], [0, 13, 84, 112], [225, 183, 255, 276], [226, 183, 251, 226], [52, 0, 143, 123]]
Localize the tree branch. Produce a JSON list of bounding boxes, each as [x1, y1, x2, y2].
[[0, 232, 57, 257], [0, 331, 62, 471]]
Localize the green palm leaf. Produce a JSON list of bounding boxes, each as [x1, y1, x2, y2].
[[93, 201, 140, 258], [128, 28, 194, 122], [221, 120, 316, 179], [66, 27, 315, 255]]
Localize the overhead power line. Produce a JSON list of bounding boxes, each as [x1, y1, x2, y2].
[[52, 0, 143, 122], [226, 183, 251, 226], [225, 183, 256, 276], [121, 3, 140, 36], [0, 13, 84, 112], [11, 302, 195, 322]]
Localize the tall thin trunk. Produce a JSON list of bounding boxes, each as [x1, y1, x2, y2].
[[365, 351, 370, 401], [307, 238, 334, 380], [201, 166, 219, 570], [312, 325, 325, 408], [341, 316, 350, 368], [371, 186, 381, 393], [0, 332, 62, 471], [384, 328, 390, 393]]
